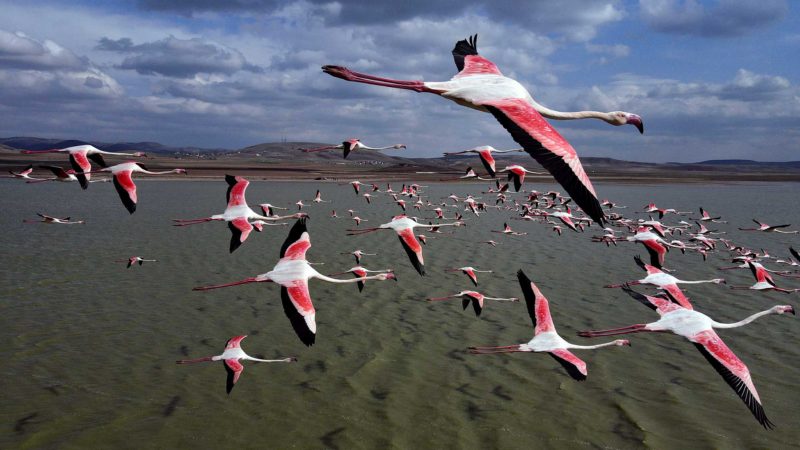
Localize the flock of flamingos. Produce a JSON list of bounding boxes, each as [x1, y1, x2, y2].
[[9, 35, 798, 430]]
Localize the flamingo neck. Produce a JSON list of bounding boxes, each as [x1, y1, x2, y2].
[[713, 309, 781, 329], [569, 340, 622, 350], [528, 99, 612, 122]]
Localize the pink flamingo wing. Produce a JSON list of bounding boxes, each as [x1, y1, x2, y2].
[[225, 175, 249, 208], [225, 335, 247, 350], [690, 329, 772, 428], [454, 55, 503, 78], [397, 227, 425, 275], [549, 348, 588, 381], [477, 150, 497, 176], [112, 170, 138, 213], [224, 359, 244, 393], [481, 99, 603, 224], [662, 284, 693, 310]]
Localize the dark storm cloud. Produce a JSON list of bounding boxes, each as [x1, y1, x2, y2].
[[96, 35, 263, 78], [640, 0, 788, 37]]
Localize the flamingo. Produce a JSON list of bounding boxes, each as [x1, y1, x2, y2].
[[347, 215, 463, 275], [341, 249, 376, 264], [498, 165, 543, 192], [259, 203, 288, 217], [7, 164, 33, 179], [729, 261, 800, 293], [493, 222, 527, 236], [350, 181, 363, 194], [26, 165, 109, 184], [21, 144, 146, 189], [323, 35, 644, 224], [445, 267, 493, 286], [578, 286, 794, 428], [427, 290, 518, 316], [457, 167, 491, 180], [312, 190, 330, 203], [469, 270, 629, 380], [739, 219, 798, 234], [443, 145, 523, 177], [626, 227, 678, 269], [117, 256, 157, 268], [301, 139, 405, 159], [605, 256, 725, 309], [173, 175, 304, 252], [78, 162, 185, 214], [23, 213, 84, 225], [194, 219, 395, 345], [176, 335, 296, 394], [697, 207, 727, 223], [326, 266, 395, 292]]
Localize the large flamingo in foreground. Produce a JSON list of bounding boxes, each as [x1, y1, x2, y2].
[[176, 335, 296, 394], [193, 219, 396, 346], [21, 144, 146, 189], [468, 270, 630, 380], [323, 35, 644, 224], [173, 175, 304, 252], [347, 215, 463, 275], [579, 286, 794, 428]]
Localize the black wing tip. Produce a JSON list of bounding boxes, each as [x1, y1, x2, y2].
[[452, 34, 479, 71], [225, 174, 238, 186]]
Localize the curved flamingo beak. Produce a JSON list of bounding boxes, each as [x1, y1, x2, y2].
[[626, 114, 644, 134]]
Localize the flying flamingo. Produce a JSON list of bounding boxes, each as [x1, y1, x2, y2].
[[605, 256, 725, 309], [301, 139, 405, 159], [173, 175, 304, 252], [117, 256, 157, 268], [23, 213, 84, 225], [193, 219, 395, 346], [697, 207, 727, 223], [498, 165, 543, 192], [578, 286, 794, 428], [176, 335, 296, 394], [327, 266, 395, 292], [443, 145, 523, 177], [26, 165, 109, 184], [78, 162, 185, 214], [323, 35, 643, 224], [445, 267, 493, 286], [455, 167, 491, 180], [347, 215, 463, 275], [729, 261, 800, 293], [469, 270, 630, 380], [350, 181, 363, 194], [21, 144, 146, 189], [739, 219, 798, 234], [626, 227, 678, 269], [493, 222, 527, 236], [427, 290, 518, 316], [341, 249, 376, 264], [7, 164, 34, 179], [312, 190, 330, 203], [259, 203, 288, 217]]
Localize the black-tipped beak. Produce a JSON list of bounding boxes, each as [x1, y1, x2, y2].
[[627, 115, 644, 134]]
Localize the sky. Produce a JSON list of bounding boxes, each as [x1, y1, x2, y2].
[[0, 0, 797, 162]]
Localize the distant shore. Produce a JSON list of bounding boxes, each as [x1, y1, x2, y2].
[[3, 153, 799, 184]]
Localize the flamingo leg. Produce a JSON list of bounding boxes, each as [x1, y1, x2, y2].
[[193, 277, 263, 291], [468, 345, 523, 354], [322, 66, 442, 94], [577, 324, 648, 337]]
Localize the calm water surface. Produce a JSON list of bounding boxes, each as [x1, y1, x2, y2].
[[1, 179, 799, 449]]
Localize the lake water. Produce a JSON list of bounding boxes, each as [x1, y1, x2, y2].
[[1, 178, 799, 449]]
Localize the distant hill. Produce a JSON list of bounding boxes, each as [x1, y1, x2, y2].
[[2, 136, 799, 173]]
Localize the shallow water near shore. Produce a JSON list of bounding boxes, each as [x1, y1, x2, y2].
[[1, 178, 799, 449]]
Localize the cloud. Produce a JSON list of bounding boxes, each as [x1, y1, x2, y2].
[[640, 0, 788, 37], [139, 0, 625, 41], [0, 29, 86, 70], [96, 35, 263, 78]]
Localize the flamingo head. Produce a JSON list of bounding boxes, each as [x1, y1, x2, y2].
[[615, 340, 632, 346], [377, 273, 396, 281], [623, 112, 644, 134], [175, 168, 187, 174], [774, 305, 795, 315], [394, 144, 406, 149], [712, 278, 726, 284], [133, 152, 147, 157]]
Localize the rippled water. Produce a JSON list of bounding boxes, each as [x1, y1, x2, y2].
[[1, 178, 799, 449]]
